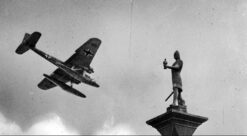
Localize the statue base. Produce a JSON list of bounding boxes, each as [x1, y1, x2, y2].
[[167, 104, 187, 113], [146, 105, 208, 136]]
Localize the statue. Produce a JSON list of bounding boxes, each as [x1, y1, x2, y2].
[[163, 50, 185, 106]]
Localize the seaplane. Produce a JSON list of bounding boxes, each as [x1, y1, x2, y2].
[[15, 32, 101, 98]]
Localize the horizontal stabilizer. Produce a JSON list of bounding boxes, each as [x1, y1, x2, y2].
[[16, 32, 41, 54]]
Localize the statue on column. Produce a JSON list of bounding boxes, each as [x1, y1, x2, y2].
[[163, 50, 185, 106], [146, 50, 208, 135]]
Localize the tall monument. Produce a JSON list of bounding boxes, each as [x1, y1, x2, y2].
[[146, 50, 208, 136]]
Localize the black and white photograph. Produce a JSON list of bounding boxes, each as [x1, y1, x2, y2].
[[0, 0, 246, 135]]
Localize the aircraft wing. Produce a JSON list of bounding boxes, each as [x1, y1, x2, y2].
[[38, 78, 56, 90], [38, 38, 101, 90], [38, 68, 80, 90], [65, 38, 101, 68]]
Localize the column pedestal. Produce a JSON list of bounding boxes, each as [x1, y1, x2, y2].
[[146, 105, 208, 136]]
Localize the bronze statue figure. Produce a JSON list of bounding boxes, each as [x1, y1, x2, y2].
[[163, 50, 185, 106]]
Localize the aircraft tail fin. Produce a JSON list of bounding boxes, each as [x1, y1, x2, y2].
[[15, 32, 41, 54]]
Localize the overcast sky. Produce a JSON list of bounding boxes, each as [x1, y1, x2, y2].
[[0, 0, 247, 135]]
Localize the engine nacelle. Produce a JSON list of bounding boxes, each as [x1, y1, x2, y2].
[[83, 66, 94, 73], [87, 67, 94, 73]]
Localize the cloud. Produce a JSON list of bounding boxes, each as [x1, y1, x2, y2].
[[0, 112, 79, 135], [0, 113, 22, 135], [94, 116, 136, 135]]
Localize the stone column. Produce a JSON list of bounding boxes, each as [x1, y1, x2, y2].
[[146, 105, 208, 136]]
